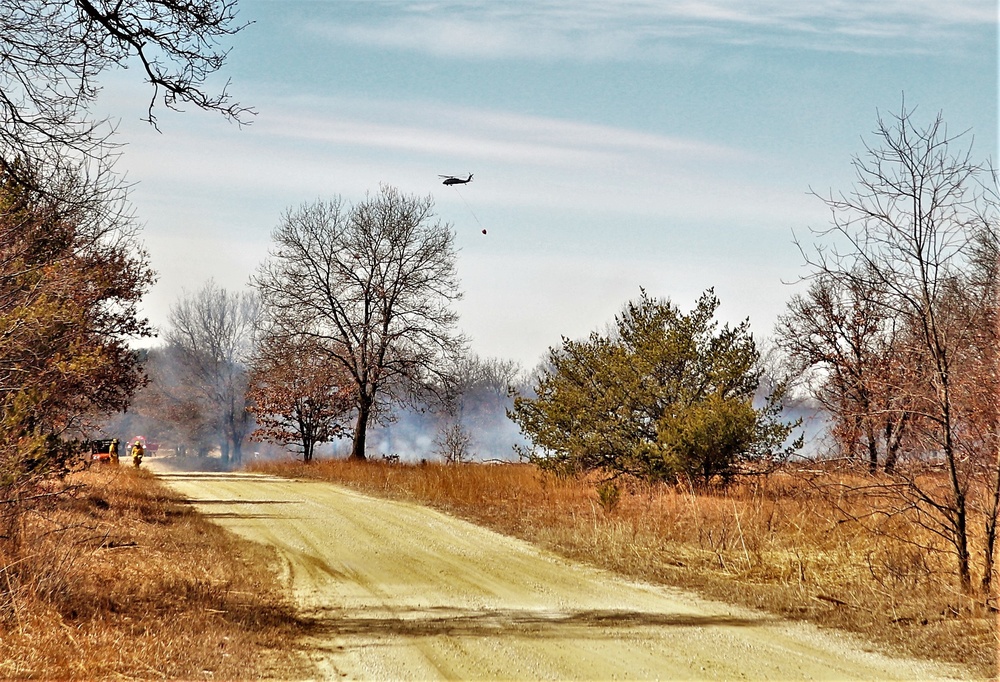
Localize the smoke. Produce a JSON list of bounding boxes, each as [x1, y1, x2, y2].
[[97, 346, 256, 467], [369, 402, 528, 463], [776, 398, 832, 459], [95, 345, 832, 468], [97, 348, 533, 465]]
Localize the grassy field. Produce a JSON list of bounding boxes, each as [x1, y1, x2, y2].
[[5, 457, 992, 678], [0, 465, 311, 680], [252, 458, 998, 678]]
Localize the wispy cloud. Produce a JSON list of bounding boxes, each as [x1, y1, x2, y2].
[[243, 96, 793, 222], [303, 0, 996, 60], [260, 98, 741, 170], [115, 93, 803, 224]]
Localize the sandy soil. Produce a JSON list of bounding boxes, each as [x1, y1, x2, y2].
[[150, 464, 973, 681]]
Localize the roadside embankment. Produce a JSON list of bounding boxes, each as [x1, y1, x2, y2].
[[0, 463, 310, 680]]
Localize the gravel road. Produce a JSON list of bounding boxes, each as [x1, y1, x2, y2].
[[152, 466, 970, 681]]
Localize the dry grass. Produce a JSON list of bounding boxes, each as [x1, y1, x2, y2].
[[252, 458, 999, 679], [0, 465, 312, 680]]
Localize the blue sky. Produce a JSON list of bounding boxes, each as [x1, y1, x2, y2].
[[97, 0, 997, 368]]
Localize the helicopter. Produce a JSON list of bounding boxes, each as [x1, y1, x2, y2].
[[439, 173, 473, 186]]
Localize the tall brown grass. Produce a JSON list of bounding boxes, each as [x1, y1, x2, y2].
[[253, 458, 998, 678], [0, 465, 310, 680]]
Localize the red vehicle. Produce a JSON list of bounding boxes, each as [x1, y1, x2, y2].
[[90, 439, 119, 463], [129, 436, 158, 456]]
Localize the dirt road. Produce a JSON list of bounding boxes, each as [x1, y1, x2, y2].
[[152, 466, 969, 681]]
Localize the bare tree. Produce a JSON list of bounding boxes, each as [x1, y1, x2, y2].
[[1, 0, 251, 191], [252, 186, 464, 460], [434, 422, 473, 464], [792, 103, 999, 595], [447, 355, 521, 407], [777, 269, 913, 473], [165, 280, 259, 465], [437, 354, 522, 461]]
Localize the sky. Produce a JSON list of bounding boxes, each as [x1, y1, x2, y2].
[[95, 0, 997, 369]]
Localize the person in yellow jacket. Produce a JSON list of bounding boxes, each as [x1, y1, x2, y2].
[[130, 440, 144, 468], [108, 438, 120, 464]]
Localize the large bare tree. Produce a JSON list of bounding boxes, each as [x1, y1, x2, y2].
[[165, 280, 259, 465], [787, 103, 999, 595], [253, 186, 464, 460]]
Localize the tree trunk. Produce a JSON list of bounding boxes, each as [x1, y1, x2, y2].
[[983, 429, 1000, 598], [945, 451, 973, 595], [297, 412, 310, 463], [220, 438, 230, 465], [936, 351, 972, 594], [883, 413, 907, 475], [983, 472, 999, 598], [226, 402, 248, 465], [955, 494, 972, 595], [883, 444, 897, 474], [944, 395, 972, 594], [350, 400, 370, 461], [866, 427, 878, 474]]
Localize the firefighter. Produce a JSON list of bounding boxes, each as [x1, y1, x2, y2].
[[109, 438, 120, 464], [130, 440, 144, 468]]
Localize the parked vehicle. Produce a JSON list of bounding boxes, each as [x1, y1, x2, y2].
[[90, 438, 119, 463]]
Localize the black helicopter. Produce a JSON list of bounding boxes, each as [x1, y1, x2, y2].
[[439, 173, 473, 186]]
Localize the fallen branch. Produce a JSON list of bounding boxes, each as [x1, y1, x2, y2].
[[813, 594, 849, 607]]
